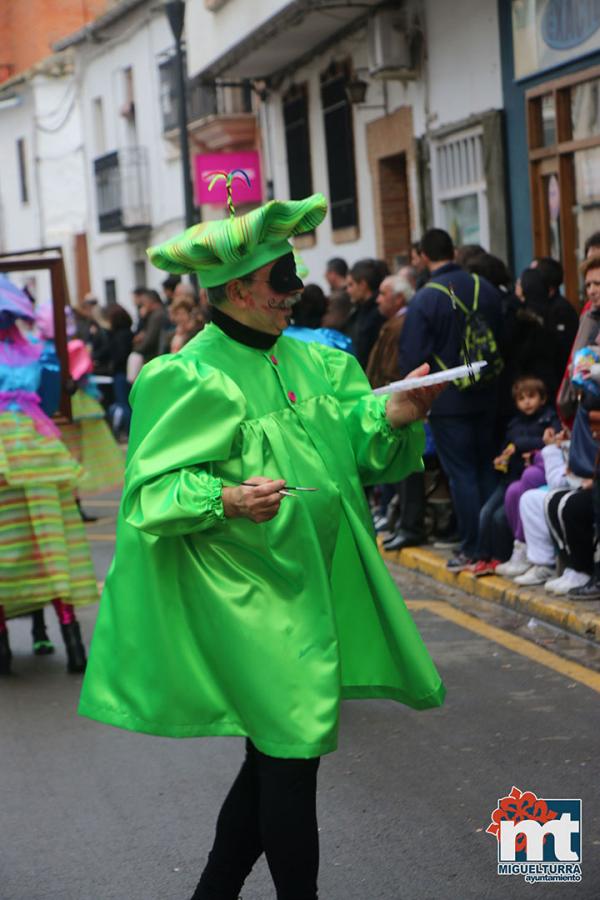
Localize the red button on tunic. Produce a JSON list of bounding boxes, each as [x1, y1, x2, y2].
[[288, 391, 297, 403], [270, 355, 278, 365]]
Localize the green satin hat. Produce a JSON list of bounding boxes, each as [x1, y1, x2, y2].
[[147, 192, 327, 288]]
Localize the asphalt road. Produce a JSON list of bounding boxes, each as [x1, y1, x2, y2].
[[1, 494, 598, 900]]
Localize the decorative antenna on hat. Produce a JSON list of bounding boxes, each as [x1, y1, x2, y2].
[[207, 169, 251, 219]]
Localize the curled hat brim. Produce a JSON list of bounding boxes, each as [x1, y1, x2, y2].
[[146, 193, 327, 288], [0, 274, 34, 321]]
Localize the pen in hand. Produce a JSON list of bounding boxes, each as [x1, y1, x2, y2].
[[237, 481, 318, 497]]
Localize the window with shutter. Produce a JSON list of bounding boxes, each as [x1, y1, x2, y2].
[[320, 61, 358, 231], [283, 84, 313, 201]]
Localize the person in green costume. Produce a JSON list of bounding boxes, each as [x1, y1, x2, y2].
[[79, 186, 446, 900]]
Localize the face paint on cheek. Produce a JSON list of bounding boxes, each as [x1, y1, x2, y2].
[[266, 294, 300, 311]]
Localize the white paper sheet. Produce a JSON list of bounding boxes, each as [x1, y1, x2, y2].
[[373, 361, 488, 395]]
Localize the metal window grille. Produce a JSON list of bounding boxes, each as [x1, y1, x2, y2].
[[434, 130, 484, 195], [94, 147, 151, 232], [159, 56, 217, 132], [431, 127, 489, 248], [104, 279, 117, 305]]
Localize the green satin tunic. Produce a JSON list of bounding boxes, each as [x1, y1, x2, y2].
[[79, 323, 445, 758]]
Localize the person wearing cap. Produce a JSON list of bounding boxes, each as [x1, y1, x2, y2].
[[79, 189, 445, 900], [0, 278, 97, 675]]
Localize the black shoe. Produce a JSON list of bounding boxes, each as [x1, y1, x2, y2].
[[60, 621, 87, 673], [0, 630, 12, 676], [568, 577, 600, 601], [31, 609, 55, 656], [446, 552, 473, 571], [383, 530, 426, 551], [75, 498, 98, 523]]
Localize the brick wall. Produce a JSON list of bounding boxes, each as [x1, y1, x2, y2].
[[1, 0, 115, 82]]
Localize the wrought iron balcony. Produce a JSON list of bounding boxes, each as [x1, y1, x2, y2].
[[159, 55, 218, 133], [93, 147, 151, 233], [159, 55, 257, 151]]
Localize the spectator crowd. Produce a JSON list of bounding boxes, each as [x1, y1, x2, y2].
[[75, 229, 600, 604]]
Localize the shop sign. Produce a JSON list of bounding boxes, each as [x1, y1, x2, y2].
[[194, 151, 263, 206], [512, 0, 600, 79]]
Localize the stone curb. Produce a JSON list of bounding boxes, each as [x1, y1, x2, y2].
[[379, 541, 600, 645]]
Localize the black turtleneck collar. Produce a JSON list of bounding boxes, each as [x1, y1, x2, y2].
[[210, 305, 278, 350]]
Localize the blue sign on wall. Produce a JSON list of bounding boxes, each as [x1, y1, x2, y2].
[[513, 0, 600, 79], [542, 0, 600, 50]]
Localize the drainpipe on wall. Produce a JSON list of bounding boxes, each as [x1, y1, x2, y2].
[[31, 89, 46, 248], [259, 98, 275, 202]]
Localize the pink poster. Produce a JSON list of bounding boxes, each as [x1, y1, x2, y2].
[[194, 152, 263, 206]]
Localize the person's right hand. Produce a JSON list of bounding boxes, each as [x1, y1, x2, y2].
[[544, 428, 567, 446], [222, 477, 286, 523]]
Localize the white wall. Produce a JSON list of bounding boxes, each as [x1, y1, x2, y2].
[[423, 0, 502, 130], [186, 0, 290, 78], [32, 73, 88, 303], [0, 76, 82, 302], [0, 89, 42, 253], [74, 5, 188, 312]]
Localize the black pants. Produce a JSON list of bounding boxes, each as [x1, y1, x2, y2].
[[397, 471, 426, 535], [192, 741, 320, 900], [545, 488, 594, 573]]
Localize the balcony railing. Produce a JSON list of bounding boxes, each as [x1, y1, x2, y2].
[[93, 147, 151, 233], [159, 55, 218, 133]]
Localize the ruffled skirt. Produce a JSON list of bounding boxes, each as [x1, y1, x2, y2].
[[59, 390, 125, 494], [0, 411, 98, 613]]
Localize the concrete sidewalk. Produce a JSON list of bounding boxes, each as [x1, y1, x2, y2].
[[380, 539, 600, 645]]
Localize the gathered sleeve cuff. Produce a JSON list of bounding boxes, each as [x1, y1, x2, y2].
[[308, 342, 425, 486], [125, 469, 226, 537], [121, 355, 245, 536]]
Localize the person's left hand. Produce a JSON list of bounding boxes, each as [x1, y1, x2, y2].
[[385, 363, 447, 429]]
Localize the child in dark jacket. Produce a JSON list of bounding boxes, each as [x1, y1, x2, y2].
[[467, 376, 561, 575]]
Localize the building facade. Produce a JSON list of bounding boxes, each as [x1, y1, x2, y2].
[[0, 57, 89, 301], [185, 0, 508, 285], [55, 0, 191, 308], [500, 0, 600, 305], [0, 0, 113, 84], [8, 1, 600, 313]]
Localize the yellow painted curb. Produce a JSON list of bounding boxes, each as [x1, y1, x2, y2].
[[380, 541, 600, 645]]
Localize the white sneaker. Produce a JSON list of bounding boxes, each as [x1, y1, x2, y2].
[[545, 568, 591, 595], [496, 541, 529, 577], [514, 565, 555, 586], [544, 572, 569, 593]]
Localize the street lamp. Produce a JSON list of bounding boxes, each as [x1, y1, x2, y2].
[[164, 0, 196, 230]]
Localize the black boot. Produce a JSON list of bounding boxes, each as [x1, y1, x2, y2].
[[60, 621, 87, 673], [75, 497, 97, 523], [0, 630, 12, 677], [31, 609, 55, 656]]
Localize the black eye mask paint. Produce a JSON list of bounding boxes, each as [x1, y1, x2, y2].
[[268, 253, 303, 293]]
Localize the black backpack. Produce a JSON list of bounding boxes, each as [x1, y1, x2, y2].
[[428, 274, 504, 390]]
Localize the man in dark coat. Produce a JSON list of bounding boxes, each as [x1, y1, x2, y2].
[[366, 273, 413, 389], [398, 228, 504, 569], [345, 258, 386, 368], [131, 289, 168, 363], [532, 256, 579, 375]]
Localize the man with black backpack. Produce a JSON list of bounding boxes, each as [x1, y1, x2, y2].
[[398, 229, 504, 570]]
